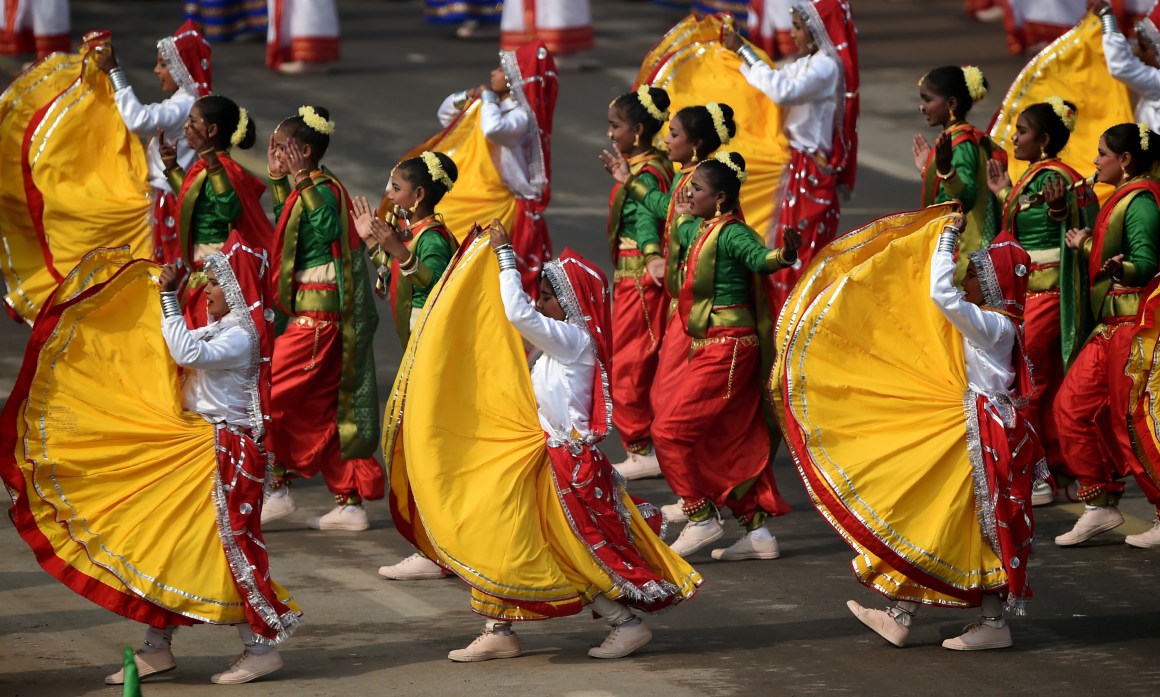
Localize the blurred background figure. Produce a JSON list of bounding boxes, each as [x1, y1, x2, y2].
[[427, 0, 503, 40], [0, 0, 69, 59], [184, 0, 267, 44], [267, 0, 339, 74]]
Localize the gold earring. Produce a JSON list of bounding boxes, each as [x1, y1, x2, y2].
[[691, 147, 699, 163], [633, 133, 640, 148], [715, 202, 722, 217]]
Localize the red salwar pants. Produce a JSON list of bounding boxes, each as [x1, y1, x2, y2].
[[1053, 322, 1160, 506], [650, 314, 790, 522], [769, 148, 841, 313], [269, 309, 384, 501], [1024, 291, 1064, 471], [611, 267, 668, 453]]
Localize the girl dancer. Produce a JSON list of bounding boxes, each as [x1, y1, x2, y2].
[[984, 99, 1098, 504], [653, 153, 797, 559], [261, 106, 382, 531], [1, 237, 301, 685], [385, 224, 701, 661]]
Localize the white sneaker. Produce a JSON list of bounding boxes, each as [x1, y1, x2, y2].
[[1054, 506, 1124, 546], [846, 600, 909, 648], [941, 620, 1012, 650], [974, 6, 1005, 22], [261, 489, 297, 525], [210, 649, 283, 684], [379, 553, 450, 580], [104, 649, 176, 685], [588, 620, 652, 658], [710, 533, 780, 561], [669, 518, 724, 557], [1125, 519, 1160, 549], [1030, 480, 1054, 507], [307, 504, 370, 531], [613, 451, 662, 480], [660, 499, 688, 524], [277, 60, 331, 75], [447, 628, 522, 662]]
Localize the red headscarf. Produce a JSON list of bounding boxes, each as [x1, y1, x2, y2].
[[794, 0, 859, 196], [541, 248, 612, 443], [202, 231, 273, 444], [501, 40, 558, 208], [158, 19, 212, 97], [968, 231, 1034, 405]]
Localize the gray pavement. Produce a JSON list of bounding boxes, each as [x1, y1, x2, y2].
[[3, 1, 1160, 695]]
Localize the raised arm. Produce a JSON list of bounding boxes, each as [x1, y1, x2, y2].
[[929, 228, 1012, 350]]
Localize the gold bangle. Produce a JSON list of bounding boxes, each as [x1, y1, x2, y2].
[[936, 168, 957, 181]]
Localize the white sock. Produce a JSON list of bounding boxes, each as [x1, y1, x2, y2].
[[269, 487, 288, 499], [485, 620, 513, 635], [142, 625, 175, 653], [588, 593, 635, 627], [237, 625, 276, 655], [747, 525, 774, 541]]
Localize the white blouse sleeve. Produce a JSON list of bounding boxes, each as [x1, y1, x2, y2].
[[929, 250, 1011, 350], [1103, 32, 1160, 101], [740, 53, 840, 106], [162, 317, 252, 370], [437, 93, 462, 128], [114, 88, 194, 136], [480, 101, 530, 147], [498, 269, 587, 363]]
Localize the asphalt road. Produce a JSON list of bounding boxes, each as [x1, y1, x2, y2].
[[2, 1, 1159, 696]]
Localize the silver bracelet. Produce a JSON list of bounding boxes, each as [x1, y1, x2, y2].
[[936, 230, 961, 255], [451, 89, 469, 110], [1101, 11, 1118, 35], [109, 67, 129, 92], [737, 45, 765, 69], [481, 90, 499, 105], [495, 245, 517, 272], [159, 290, 182, 318]]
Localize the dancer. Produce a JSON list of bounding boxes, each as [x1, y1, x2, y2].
[[984, 99, 1098, 505], [1124, 278, 1160, 547], [184, 0, 267, 43], [261, 106, 382, 531], [601, 86, 673, 481], [94, 21, 212, 267], [422, 41, 556, 295], [356, 153, 459, 583], [355, 152, 458, 348], [778, 207, 1043, 651], [1098, 0, 1160, 133], [599, 101, 739, 518], [500, 0, 592, 68], [916, 65, 1002, 278], [267, 0, 339, 74], [0, 0, 68, 58], [385, 224, 701, 661], [722, 0, 858, 311], [652, 153, 796, 559], [159, 95, 273, 328], [0, 237, 301, 685], [1001, 0, 1086, 55], [1053, 123, 1160, 546], [752, 0, 800, 60]]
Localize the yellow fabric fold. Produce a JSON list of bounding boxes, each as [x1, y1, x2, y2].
[[989, 13, 1133, 205], [636, 14, 789, 240], [0, 45, 151, 323]]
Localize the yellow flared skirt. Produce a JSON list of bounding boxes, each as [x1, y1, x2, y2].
[[0, 45, 151, 323], [3, 250, 285, 624], [775, 206, 1006, 607], [386, 235, 700, 620]]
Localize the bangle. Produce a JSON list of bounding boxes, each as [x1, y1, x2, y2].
[[936, 168, 957, 181], [108, 67, 129, 92], [481, 90, 499, 105], [451, 89, 469, 110], [495, 245, 517, 271], [737, 45, 765, 69], [159, 290, 181, 318], [1100, 11, 1118, 34], [1047, 206, 1068, 221], [294, 168, 310, 180]]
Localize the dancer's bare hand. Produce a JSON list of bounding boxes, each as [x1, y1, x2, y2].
[[488, 218, 512, 249], [1065, 227, 1092, 250], [599, 148, 631, 183], [158, 264, 179, 292], [986, 158, 1012, 196], [913, 134, 932, 172], [781, 226, 801, 263]]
